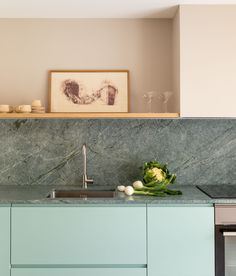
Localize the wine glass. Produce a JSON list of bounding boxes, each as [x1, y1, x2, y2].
[[157, 91, 173, 113], [143, 91, 155, 113]]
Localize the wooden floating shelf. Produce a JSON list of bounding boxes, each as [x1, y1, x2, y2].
[[0, 112, 179, 119]]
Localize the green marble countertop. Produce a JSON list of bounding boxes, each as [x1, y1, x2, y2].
[[0, 185, 230, 205]]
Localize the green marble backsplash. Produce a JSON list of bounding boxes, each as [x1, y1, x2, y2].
[[0, 119, 235, 186]]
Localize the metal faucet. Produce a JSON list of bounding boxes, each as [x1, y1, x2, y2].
[[82, 143, 94, 189]]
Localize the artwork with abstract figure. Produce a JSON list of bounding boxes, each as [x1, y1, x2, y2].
[[49, 71, 128, 113], [62, 80, 81, 104], [62, 79, 118, 106], [107, 85, 118, 105]]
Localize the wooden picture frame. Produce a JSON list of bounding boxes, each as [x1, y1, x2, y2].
[[49, 70, 129, 113]]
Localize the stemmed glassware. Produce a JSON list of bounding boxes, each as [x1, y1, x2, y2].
[[143, 91, 155, 113], [157, 91, 173, 113], [143, 91, 173, 113]]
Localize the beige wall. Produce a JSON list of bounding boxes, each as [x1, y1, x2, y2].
[[0, 19, 174, 112], [180, 5, 236, 117]]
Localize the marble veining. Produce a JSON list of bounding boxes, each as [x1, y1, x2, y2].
[[0, 118, 235, 187]]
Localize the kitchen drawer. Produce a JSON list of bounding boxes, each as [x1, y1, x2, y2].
[[11, 206, 146, 265], [0, 207, 10, 276], [11, 268, 146, 276], [215, 205, 236, 225]]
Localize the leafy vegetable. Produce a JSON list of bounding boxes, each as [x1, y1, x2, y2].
[[134, 160, 182, 196]]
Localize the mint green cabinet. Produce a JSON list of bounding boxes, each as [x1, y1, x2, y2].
[[0, 207, 10, 276], [147, 206, 214, 276], [11, 206, 146, 265], [11, 268, 146, 276], [10, 204, 215, 276]]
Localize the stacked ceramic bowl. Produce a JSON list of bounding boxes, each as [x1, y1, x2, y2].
[[31, 100, 45, 113], [15, 105, 32, 113], [0, 105, 13, 113]]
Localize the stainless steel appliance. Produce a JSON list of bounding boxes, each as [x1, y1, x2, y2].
[[215, 205, 236, 276], [197, 186, 236, 276]]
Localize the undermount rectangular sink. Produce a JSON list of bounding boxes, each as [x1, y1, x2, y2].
[[48, 189, 116, 199]]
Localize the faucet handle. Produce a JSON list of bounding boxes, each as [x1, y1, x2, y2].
[[83, 175, 94, 189], [86, 178, 94, 184]]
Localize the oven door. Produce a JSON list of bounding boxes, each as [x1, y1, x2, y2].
[[215, 225, 236, 276], [215, 205, 236, 276]]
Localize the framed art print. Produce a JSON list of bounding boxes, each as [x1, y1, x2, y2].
[[49, 70, 129, 113]]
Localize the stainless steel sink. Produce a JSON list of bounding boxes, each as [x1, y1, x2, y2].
[[48, 189, 116, 199]]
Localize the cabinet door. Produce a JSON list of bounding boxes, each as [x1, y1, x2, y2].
[[179, 5, 236, 117], [148, 206, 214, 276], [11, 268, 146, 276], [12, 206, 146, 265], [0, 207, 10, 276]]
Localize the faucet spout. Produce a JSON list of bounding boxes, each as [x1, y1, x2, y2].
[[82, 143, 94, 189]]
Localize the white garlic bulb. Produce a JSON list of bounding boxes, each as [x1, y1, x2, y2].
[[132, 180, 143, 189], [117, 185, 126, 192], [124, 186, 134, 196]]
